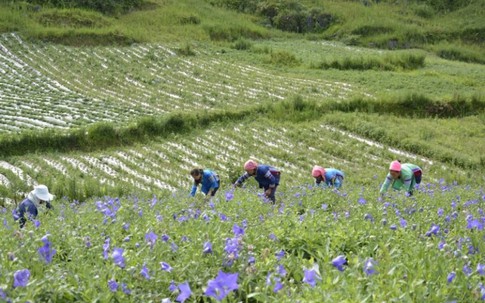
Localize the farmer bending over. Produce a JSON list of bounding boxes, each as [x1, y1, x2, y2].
[[380, 160, 422, 196], [190, 168, 220, 201], [234, 160, 281, 203], [14, 185, 53, 228], [311, 165, 345, 188]]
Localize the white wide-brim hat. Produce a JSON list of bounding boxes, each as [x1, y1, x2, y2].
[[33, 185, 54, 201]]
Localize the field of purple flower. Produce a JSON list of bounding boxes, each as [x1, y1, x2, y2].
[[1, 179, 484, 302]]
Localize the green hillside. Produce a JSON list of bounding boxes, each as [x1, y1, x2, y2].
[[0, 0, 484, 202]]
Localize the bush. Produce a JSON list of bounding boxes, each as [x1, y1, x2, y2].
[[86, 122, 118, 148], [267, 50, 300, 66], [232, 38, 252, 50]]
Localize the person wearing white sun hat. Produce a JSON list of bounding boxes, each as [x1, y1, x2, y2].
[[14, 185, 54, 228]]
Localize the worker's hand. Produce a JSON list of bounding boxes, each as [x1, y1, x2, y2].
[[265, 188, 272, 197]]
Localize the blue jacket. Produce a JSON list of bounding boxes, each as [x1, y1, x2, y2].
[[236, 165, 280, 188], [15, 198, 52, 228], [316, 168, 344, 187], [190, 169, 220, 196]]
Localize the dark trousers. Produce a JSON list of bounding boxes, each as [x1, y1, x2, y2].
[[263, 186, 277, 203]]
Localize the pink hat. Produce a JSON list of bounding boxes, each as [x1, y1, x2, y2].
[[389, 160, 401, 171], [312, 165, 325, 177], [244, 160, 258, 171]]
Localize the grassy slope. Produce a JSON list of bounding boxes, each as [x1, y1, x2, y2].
[[0, 0, 484, 201]]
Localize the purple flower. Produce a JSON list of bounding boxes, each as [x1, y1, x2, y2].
[[447, 271, 456, 283], [266, 272, 272, 285], [121, 283, 131, 295], [85, 236, 91, 248], [321, 204, 328, 210], [224, 237, 240, 262], [13, 269, 30, 288], [171, 242, 178, 252], [161, 262, 172, 272], [140, 264, 150, 280], [363, 258, 377, 275], [145, 231, 158, 248], [112, 248, 125, 268], [303, 269, 318, 287], [108, 280, 118, 292], [103, 238, 110, 260], [425, 224, 440, 237], [364, 213, 374, 222], [275, 250, 285, 261], [358, 197, 366, 205], [219, 213, 228, 221], [161, 234, 170, 242], [12, 209, 20, 221], [232, 224, 244, 237], [269, 233, 277, 241], [38, 235, 56, 264], [33, 220, 40, 228], [467, 219, 483, 230], [225, 191, 234, 202], [169, 280, 177, 292], [122, 223, 130, 230], [400, 218, 407, 228], [273, 279, 283, 293], [332, 255, 348, 271], [477, 263, 485, 275], [463, 265, 472, 276], [437, 208, 444, 216], [390, 224, 397, 230], [176, 281, 191, 303], [0, 287, 6, 299], [438, 241, 445, 250], [277, 264, 287, 277], [203, 241, 213, 254], [248, 256, 255, 265], [204, 271, 239, 301]]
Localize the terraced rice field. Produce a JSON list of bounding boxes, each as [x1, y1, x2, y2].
[[0, 119, 437, 201], [0, 33, 365, 133]]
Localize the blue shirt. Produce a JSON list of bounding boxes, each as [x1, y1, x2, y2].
[[14, 198, 52, 228], [316, 168, 344, 187], [190, 169, 219, 196], [236, 165, 280, 188]]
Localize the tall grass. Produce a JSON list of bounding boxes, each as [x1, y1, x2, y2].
[[315, 52, 425, 71]]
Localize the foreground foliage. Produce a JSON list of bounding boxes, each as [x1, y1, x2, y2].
[[1, 180, 484, 302]]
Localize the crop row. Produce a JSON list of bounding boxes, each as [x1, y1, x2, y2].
[[0, 120, 434, 203], [0, 33, 367, 134]]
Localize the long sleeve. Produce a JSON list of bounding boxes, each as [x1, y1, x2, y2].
[[235, 172, 251, 185], [380, 174, 393, 194], [190, 184, 197, 197]]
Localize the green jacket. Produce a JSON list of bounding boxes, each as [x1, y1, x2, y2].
[[380, 163, 421, 194]]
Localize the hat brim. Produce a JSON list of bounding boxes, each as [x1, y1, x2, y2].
[[36, 193, 54, 201]]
